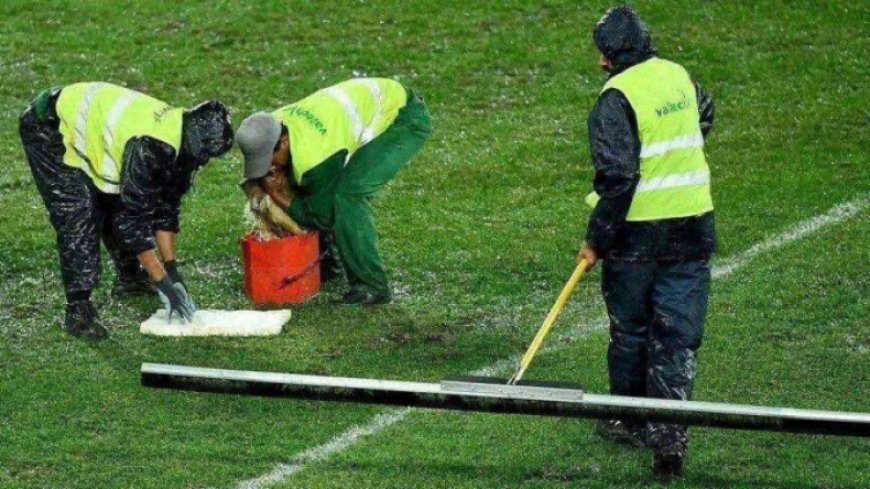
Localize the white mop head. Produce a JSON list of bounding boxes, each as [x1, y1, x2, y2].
[[140, 309, 291, 337]]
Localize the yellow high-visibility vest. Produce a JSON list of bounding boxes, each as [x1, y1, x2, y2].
[[55, 82, 183, 193], [586, 58, 714, 221], [272, 78, 408, 184]]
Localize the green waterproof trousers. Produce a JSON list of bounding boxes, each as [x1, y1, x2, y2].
[[332, 90, 431, 295]]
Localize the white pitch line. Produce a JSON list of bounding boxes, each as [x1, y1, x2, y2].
[[237, 409, 412, 489], [711, 193, 869, 279], [236, 319, 610, 489], [236, 192, 869, 489]]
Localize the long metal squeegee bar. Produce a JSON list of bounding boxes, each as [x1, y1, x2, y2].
[[140, 363, 870, 437]]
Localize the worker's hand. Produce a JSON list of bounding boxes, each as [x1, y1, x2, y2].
[[155, 277, 196, 324], [260, 170, 287, 196], [240, 179, 266, 201], [577, 243, 599, 270], [260, 171, 294, 209]]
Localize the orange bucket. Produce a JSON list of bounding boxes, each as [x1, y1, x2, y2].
[[241, 231, 321, 305]]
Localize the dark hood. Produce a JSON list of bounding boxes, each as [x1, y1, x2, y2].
[[593, 6, 658, 75], [180, 100, 234, 164]]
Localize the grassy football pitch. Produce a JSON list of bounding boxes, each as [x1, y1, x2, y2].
[[0, 1, 867, 488]]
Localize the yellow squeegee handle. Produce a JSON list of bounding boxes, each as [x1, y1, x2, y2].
[[508, 259, 588, 385]]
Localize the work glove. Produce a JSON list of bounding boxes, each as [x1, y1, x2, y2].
[[164, 260, 185, 287], [155, 277, 196, 324], [163, 261, 195, 311]]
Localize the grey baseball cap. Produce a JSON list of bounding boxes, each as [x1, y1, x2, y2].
[[236, 112, 282, 179]]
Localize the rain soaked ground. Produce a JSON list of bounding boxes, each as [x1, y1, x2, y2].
[[0, 1, 868, 488]]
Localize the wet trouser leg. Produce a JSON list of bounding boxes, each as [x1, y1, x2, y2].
[[317, 230, 343, 282], [602, 260, 657, 431], [645, 260, 710, 455], [333, 90, 432, 295], [98, 193, 141, 279], [19, 106, 104, 303]]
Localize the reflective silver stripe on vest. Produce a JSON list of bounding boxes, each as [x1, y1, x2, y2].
[[636, 169, 710, 193], [323, 86, 364, 150], [101, 91, 144, 184], [639, 133, 704, 159], [357, 79, 382, 145], [73, 83, 107, 161]]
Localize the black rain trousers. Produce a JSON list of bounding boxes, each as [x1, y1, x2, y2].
[[602, 258, 711, 455], [19, 104, 139, 302]]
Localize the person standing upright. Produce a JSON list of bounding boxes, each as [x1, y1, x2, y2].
[[577, 6, 716, 478]]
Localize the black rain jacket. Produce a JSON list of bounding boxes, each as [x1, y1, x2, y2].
[[31, 89, 207, 257], [585, 51, 716, 262], [116, 137, 199, 254]]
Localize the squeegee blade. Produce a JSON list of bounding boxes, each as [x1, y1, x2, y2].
[[141, 363, 870, 437], [440, 376, 584, 402]]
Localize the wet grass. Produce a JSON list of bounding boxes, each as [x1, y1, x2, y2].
[[0, 1, 868, 488]]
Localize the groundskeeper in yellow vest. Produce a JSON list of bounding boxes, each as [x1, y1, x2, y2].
[[55, 82, 184, 193], [579, 6, 717, 478], [20, 82, 233, 340], [585, 58, 713, 221], [272, 78, 410, 184], [237, 78, 432, 305]]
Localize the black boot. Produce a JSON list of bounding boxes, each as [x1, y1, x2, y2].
[[342, 288, 392, 305], [64, 300, 109, 341], [652, 450, 684, 479], [111, 268, 155, 298], [596, 419, 647, 448], [648, 422, 688, 478]]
